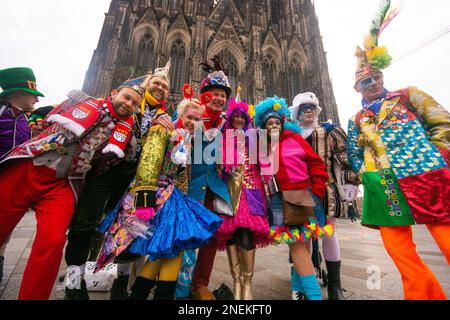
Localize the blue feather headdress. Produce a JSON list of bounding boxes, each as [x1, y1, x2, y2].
[[254, 96, 301, 133]]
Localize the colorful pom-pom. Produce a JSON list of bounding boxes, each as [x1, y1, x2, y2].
[[200, 91, 213, 105], [182, 84, 194, 100]]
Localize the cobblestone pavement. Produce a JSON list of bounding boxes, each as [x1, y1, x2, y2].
[[1, 211, 449, 300]]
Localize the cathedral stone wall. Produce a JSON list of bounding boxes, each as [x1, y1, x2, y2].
[[83, 0, 339, 124]]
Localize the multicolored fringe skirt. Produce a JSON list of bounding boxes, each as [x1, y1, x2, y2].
[[268, 192, 334, 245]]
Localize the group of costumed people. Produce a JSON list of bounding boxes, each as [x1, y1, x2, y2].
[[0, 0, 449, 301], [85, 55, 342, 300]]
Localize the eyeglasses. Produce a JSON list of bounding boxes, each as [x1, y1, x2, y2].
[[358, 74, 382, 90]]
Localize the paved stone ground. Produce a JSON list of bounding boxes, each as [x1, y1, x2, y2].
[[1, 211, 449, 300]]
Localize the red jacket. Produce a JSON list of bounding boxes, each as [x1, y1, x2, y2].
[[275, 130, 328, 199]]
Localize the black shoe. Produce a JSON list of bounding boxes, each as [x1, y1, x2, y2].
[[292, 291, 307, 301], [110, 275, 130, 300], [153, 281, 177, 300], [128, 277, 156, 300], [64, 279, 90, 300], [325, 261, 347, 300], [328, 287, 347, 300], [0, 256, 4, 283]]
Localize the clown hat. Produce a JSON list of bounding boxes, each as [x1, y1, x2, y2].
[[355, 0, 400, 84], [199, 55, 232, 98]]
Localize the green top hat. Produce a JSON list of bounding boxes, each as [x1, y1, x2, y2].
[[0, 67, 45, 98]]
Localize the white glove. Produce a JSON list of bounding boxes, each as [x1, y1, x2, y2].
[[343, 184, 359, 202]]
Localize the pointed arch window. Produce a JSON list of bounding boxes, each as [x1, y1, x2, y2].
[[262, 54, 277, 97], [137, 33, 155, 73], [170, 38, 186, 93], [217, 48, 239, 95], [288, 58, 302, 101], [271, 0, 282, 25]]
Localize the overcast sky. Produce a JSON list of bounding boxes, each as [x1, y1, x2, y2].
[[1, 0, 449, 130]]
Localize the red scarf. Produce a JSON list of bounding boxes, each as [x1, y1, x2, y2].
[[47, 98, 133, 158], [203, 106, 223, 130]]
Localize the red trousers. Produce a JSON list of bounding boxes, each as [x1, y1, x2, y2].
[[0, 159, 75, 300], [192, 190, 218, 291], [192, 237, 218, 291], [380, 225, 450, 300]]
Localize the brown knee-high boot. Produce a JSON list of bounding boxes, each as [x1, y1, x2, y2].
[[226, 245, 243, 300], [240, 249, 255, 300]]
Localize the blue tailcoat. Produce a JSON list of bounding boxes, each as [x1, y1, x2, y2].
[[188, 127, 232, 208]]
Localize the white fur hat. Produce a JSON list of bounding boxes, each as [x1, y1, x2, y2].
[[289, 92, 322, 121]]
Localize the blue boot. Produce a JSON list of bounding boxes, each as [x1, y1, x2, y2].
[[291, 268, 306, 300], [298, 274, 322, 300]]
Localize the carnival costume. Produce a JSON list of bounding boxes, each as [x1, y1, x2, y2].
[[189, 56, 233, 300], [63, 69, 170, 300], [0, 75, 146, 300], [255, 96, 332, 300], [95, 85, 222, 300], [289, 92, 359, 300], [0, 67, 42, 285], [348, 0, 450, 300], [254, 97, 334, 244], [0, 67, 40, 158], [216, 96, 271, 300]]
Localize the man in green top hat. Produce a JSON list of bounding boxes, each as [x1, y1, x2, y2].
[[0, 67, 44, 110], [0, 67, 44, 284]]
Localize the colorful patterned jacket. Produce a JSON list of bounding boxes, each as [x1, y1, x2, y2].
[[0, 98, 126, 200], [82, 96, 167, 180], [306, 123, 359, 218], [348, 87, 450, 227]]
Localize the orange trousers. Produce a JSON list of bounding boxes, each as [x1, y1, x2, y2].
[[379, 224, 450, 300]]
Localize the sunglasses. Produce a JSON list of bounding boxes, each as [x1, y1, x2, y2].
[[358, 74, 383, 90], [298, 104, 317, 114]]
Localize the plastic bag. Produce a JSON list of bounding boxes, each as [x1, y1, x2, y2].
[[84, 261, 117, 292]]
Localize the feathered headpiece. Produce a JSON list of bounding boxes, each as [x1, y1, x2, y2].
[[199, 55, 232, 97], [355, 0, 400, 83], [254, 96, 301, 133]]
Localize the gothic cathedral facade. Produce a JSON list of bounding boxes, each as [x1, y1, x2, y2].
[[83, 0, 339, 123]]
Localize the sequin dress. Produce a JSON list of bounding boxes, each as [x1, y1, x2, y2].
[[216, 148, 271, 250]]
